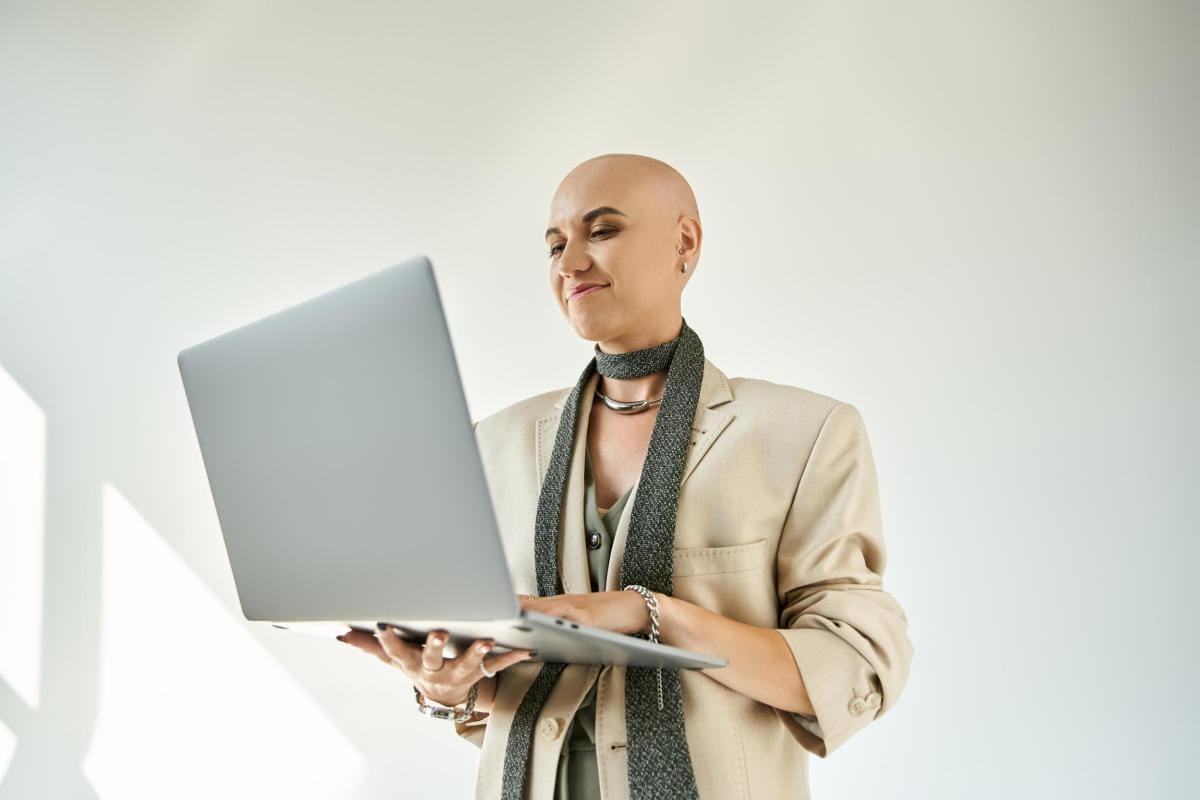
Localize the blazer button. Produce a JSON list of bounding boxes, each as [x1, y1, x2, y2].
[[539, 716, 564, 740], [848, 697, 868, 716], [587, 530, 602, 550]]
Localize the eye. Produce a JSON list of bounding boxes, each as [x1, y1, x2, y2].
[[547, 228, 616, 258]]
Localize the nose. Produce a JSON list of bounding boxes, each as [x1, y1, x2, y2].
[[556, 237, 592, 278]]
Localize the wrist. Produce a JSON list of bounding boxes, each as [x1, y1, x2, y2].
[[635, 591, 653, 636], [424, 682, 476, 707], [414, 681, 481, 722], [622, 584, 661, 639], [646, 592, 663, 636], [652, 592, 669, 637]]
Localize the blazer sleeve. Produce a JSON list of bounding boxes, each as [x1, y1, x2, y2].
[[453, 418, 491, 750], [453, 709, 490, 750], [772, 402, 914, 758]]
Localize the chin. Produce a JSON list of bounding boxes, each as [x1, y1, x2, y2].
[[565, 308, 616, 344]]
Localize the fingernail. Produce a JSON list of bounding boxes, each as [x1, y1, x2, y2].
[[335, 634, 345, 642], [375, 622, 386, 632]]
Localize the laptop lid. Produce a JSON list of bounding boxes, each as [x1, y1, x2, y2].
[[178, 255, 520, 624]]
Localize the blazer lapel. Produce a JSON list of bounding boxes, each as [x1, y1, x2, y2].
[[534, 370, 600, 595], [605, 358, 734, 590], [534, 358, 735, 595]]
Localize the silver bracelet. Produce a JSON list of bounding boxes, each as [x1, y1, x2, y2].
[[623, 584, 665, 711], [413, 680, 480, 723]]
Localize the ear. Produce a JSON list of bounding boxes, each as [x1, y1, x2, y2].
[[677, 214, 702, 273]]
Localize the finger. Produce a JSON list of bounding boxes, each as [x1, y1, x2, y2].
[[486, 648, 537, 672], [374, 625, 420, 671], [420, 629, 449, 673], [340, 629, 392, 664], [521, 595, 563, 618], [470, 643, 537, 675], [451, 638, 495, 679]]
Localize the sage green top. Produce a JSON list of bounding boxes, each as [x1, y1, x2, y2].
[[554, 448, 634, 800]]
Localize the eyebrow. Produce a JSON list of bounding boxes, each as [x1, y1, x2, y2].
[[544, 206, 627, 240]]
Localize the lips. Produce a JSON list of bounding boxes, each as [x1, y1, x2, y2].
[[567, 283, 608, 301]]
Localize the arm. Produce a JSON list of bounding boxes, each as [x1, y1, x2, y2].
[[655, 595, 816, 715], [769, 402, 913, 757], [656, 402, 913, 757]]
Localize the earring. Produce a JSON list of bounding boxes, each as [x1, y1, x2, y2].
[[681, 262, 688, 273]]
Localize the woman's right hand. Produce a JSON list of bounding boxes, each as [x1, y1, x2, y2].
[[338, 624, 535, 707]]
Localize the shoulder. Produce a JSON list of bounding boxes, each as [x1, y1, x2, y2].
[[473, 386, 567, 441], [721, 371, 872, 452], [725, 373, 849, 423]]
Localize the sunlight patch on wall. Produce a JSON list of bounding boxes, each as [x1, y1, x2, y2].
[[0, 362, 46, 709], [0, 715, 14, 782], [82, 483, 366, 799]]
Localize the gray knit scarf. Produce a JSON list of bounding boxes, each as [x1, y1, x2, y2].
[[500, 318, 703, 800]]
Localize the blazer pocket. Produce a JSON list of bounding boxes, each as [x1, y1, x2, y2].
[[672, 538, 770, 577]]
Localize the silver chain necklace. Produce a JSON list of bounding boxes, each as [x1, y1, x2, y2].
[[594, 388, 663, 414]]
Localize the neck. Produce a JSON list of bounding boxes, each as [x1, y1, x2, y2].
[[596, 315, 683, 356], [598, 371, 668, 404], [595, 316, 683, 403]]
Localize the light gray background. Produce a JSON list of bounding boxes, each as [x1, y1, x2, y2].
[[1, 1, 1196, 798]]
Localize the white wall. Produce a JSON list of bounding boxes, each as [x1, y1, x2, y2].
[[1, 1, 1196, 798]]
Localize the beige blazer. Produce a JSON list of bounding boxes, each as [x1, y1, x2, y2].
[[454, 357, 914, 800]]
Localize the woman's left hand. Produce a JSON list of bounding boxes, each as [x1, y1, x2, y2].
[[518, 590, 652, 637]]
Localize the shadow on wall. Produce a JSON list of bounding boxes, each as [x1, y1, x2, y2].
[[0, 362, 366, 798]]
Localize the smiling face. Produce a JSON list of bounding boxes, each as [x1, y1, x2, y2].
[[545, 154, 701, 352]]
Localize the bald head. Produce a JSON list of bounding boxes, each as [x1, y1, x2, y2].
[[566, 153, 699, 225], [545, 154, 703, 352]]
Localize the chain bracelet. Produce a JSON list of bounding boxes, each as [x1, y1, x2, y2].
[[623, 584, 665, 711], [412, 680, 480, 723]]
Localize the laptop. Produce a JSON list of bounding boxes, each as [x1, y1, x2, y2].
[[177, 255, 727, 671]]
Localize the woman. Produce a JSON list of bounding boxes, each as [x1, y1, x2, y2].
[[339, 154, 914, 799]]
